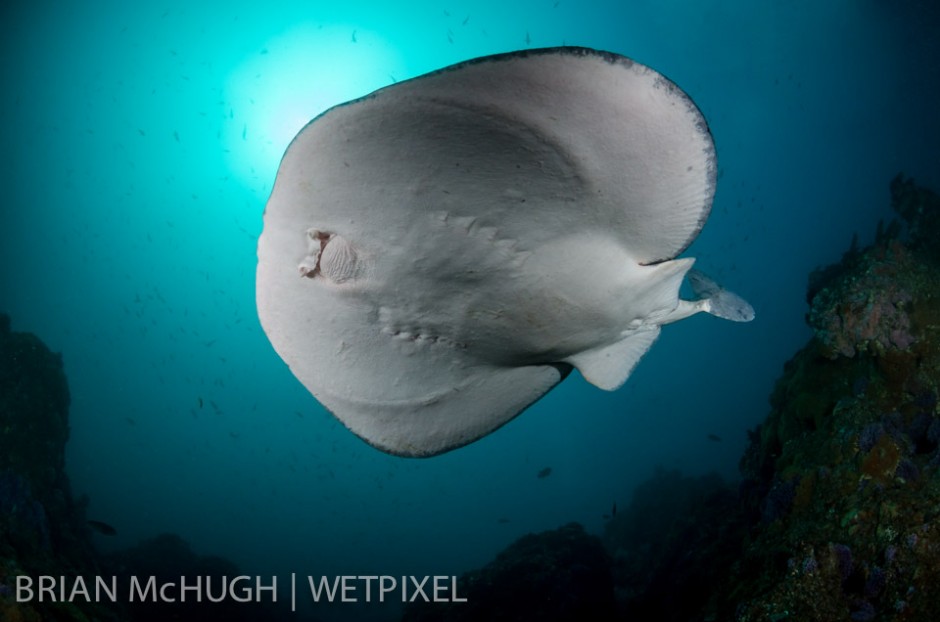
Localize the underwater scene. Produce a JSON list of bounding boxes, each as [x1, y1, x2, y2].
[[2, 0, 940, 620]]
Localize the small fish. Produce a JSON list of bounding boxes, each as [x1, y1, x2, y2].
[[525, 31, 531, 46], [87, 520, 117, 536], [173, 130, 180, 142], [198, 397, 203, 409], [612, 502, 617, 517], [497, 517, 510, 524], [242, 124, 247, 140], [707, 433, 722, 442], [536, 467, 552, 479], [351, 30, 357, 43]]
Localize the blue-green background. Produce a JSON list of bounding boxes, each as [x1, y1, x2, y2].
[[2, 0, 938, 618]]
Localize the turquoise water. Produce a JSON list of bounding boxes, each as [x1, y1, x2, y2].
[[2, 0, 938, 619]]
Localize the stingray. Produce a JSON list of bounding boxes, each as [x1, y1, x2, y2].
[[256, 46, 754, 457]]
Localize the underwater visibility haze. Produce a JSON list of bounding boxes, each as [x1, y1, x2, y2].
[[2, 0, 940, 620]]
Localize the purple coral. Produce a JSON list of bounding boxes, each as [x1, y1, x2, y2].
[[864, 566, 887, 598], [882, 412, 915, 454], [850, 600, 876, 622], [802, 555, 818, 574], [885, 545, 898, 564], [895, 459, 919, 482], [859, 423, 885, 453], [815, 290, 914, 357]]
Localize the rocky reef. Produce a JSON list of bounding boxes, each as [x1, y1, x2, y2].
[[731, 177, 940, 620], [401, 470, 744, 622], [402, 522, 616, 622], [97, 534, 289, 622], [0, 316, 291, 622], [0, 313, 117, 622], [603, 468, 744, 620]]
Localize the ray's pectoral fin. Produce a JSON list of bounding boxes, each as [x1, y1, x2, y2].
[[331, 363, 572, 457], [564, 327, 661, 391], [565, 266, 754, 392]]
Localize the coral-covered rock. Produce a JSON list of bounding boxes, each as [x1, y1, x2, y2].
[[0, 314, 89, 568], [807, 240, 923, 359], [732, 176, 940, 621], [0, 313, 70, 494], [890, 173, 940, 260], [0, 316, 295, 622], [0, 314, 118, 621], [807, 174, 940, 360]]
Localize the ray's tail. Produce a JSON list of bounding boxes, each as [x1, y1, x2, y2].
[[688, 269, 755, 322]]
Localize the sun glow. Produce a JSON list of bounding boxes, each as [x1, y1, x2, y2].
[[224, 23, 403, 192]]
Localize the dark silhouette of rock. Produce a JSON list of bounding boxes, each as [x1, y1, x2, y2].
[[402, 523, 615, 622], [0, 313, 119, 621], [100, 533, 292, 622], [603, 468, 744, 621]]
